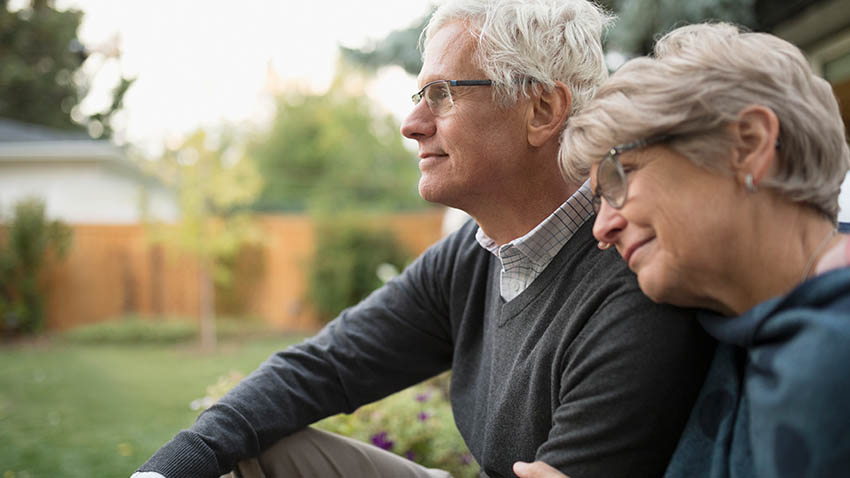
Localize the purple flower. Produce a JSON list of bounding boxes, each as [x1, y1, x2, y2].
[[370, 431, 394, 451], [461, 453, 473, 465], [405, 450, 416, 461], [415, 391, 432, 403], [417, 411, 430, 422]]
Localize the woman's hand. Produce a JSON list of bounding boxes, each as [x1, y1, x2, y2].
[[513, 461, 569, 478]]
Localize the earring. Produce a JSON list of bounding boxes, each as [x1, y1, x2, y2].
[[745, 174, 758, 193], [597, 241, 612, 250]]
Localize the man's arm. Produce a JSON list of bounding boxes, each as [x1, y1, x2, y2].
[[538, 286, 714, 478], [135, 235, 460, 478]]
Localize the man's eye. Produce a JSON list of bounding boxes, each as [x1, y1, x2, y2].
[[428, 86, 449, 100]]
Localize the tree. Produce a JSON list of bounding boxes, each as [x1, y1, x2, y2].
[[145, 130, 263, 350], [339, 13, 432, 76], [606, 0, 757, 55], [249, 76, 425, 213], [0, 0, 133, 137]]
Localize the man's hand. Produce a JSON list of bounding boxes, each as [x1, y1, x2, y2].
[[513, 461, 569, 478]]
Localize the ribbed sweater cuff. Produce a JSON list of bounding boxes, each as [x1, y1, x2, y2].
[[137, 431, 222, 478]]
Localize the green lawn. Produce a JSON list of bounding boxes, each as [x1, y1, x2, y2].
[[0, 335, 304, 478]]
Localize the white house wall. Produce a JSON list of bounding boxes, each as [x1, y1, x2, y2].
[[0, 160, 178, 224]]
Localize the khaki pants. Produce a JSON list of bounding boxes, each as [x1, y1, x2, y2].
[[227, 427, 453, 478]]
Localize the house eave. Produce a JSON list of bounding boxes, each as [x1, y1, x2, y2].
[[0, 140, 124, 162]]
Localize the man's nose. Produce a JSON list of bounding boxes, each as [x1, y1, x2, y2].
[[401, 101, 436, 140]]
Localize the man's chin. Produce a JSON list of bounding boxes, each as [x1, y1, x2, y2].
[[418, 181, 446, 205]]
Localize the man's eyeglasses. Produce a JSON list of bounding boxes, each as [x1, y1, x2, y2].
[[591, 135, 670, 213], [411, 79, 493, 116]]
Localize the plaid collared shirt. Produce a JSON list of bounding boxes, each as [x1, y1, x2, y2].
[[475, 181, 595, 302]]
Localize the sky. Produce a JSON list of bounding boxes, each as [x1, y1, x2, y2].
[[42, 0, 433, 154]]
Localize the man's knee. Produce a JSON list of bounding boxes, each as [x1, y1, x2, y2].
[[232, 427, 451, 478]]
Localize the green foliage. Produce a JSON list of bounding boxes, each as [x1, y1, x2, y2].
[[607, 0, 757, 55], [0, 0, 133, 137], [63, 317, 197, 345], [0, 197, 72, 334], [144, 129, 265, 349], [308, 217, 411, 322], [147, 129, 264, 279], [62, 316, 273, 345], [316, 377, 479, 478], [249, 84, 424, 213], [340, 12, 432, 76]]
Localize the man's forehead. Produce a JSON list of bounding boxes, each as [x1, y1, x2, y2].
[[418, 21, 479, 85]]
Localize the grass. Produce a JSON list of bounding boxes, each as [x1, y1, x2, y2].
[[0, 334, 305, 478]]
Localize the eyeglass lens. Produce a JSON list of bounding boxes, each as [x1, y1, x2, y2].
[[424, 81, 453, 116], [596, 155, 627, 209]]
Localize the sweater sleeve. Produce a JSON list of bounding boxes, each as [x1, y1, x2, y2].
[[536, 284, 714, 478], [136, 234, 460, 478]]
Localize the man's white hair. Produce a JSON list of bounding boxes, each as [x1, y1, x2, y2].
[[422, 0, 614, 116]]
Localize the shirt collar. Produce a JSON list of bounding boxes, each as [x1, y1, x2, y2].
[[475, 180, 595, 264]]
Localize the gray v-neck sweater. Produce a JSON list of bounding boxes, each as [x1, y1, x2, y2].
[[139, 219, 713, 478]]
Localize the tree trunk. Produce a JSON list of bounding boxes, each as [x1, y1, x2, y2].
[[198, 261, 217, 351]]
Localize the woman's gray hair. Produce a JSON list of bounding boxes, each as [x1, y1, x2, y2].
[[561, 22, 850, 221], [422, 0, 614, 116]]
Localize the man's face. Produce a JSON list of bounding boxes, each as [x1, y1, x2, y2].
[[400, 21, 531, 211]]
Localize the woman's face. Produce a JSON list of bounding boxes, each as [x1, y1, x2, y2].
[[591, 145, 742, 310]]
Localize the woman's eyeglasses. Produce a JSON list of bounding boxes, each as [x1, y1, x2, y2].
[[591, 135, 670, 213]]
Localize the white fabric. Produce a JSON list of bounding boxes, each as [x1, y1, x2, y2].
[[475, 180, 594, 301]]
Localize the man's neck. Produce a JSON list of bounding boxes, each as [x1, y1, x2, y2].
[[471, 180, 580, 246]]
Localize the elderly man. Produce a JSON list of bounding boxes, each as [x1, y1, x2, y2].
[[134, 1, 713, 477]]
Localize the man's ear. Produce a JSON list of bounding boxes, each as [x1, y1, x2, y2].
[[730, 105, 780, 188], [527, 81, 571, 147]]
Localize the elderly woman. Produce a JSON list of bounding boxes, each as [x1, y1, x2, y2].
[[514, 22, 850, 478]]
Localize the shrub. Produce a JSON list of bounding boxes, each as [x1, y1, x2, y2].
[[0, 197, 72, 334], [308, 216, 410, 322], [63, 317, 198, 344], [63, 316, 272, 345], [316, 376, 479, 478]]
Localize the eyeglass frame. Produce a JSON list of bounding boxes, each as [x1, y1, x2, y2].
[[590, 134, 671, 213], [411, 79, 493, 116]]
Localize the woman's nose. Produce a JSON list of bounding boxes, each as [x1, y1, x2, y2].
[[592, 199, 627, 247]]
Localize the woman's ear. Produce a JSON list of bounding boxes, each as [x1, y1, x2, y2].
[[527, 81, 572, 147], [731, 105, 780, 189]]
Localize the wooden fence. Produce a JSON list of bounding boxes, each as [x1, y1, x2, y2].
[[34, 211, 445, 331]]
